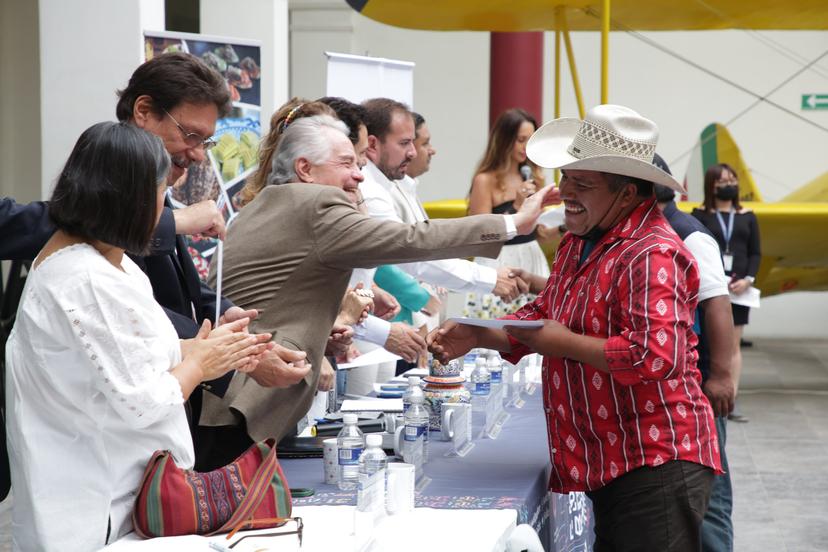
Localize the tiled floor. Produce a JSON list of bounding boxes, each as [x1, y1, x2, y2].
[[1, 338, 827, 551], [728, 339, 828, 552]]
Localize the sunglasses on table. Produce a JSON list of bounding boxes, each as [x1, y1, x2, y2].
[[219, 516, 304, 549]]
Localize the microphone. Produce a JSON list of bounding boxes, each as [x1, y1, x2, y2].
[[520, 165, 532, 181]]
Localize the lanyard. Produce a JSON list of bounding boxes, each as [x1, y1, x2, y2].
[[715, 209, 735, 253]]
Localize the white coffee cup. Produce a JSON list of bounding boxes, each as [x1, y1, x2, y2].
[[440, 408, 455, 441]]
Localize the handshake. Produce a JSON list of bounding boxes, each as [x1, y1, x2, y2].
[[492, 266, 545, 302]]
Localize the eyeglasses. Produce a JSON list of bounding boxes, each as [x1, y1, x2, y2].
[[223, 517, 303, 549], [163, 109, 217, 150], [715, 178, 739, 186]]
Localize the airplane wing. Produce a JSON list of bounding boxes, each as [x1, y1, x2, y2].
[[676, 201, 828, 297], [346, 0, 828, 31]]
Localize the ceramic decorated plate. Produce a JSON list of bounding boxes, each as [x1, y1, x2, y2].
[[423, 375, 466, 385]]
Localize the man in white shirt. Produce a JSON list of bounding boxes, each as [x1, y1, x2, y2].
[[360, 98, 529, 300], [389, 112, 433, 223]]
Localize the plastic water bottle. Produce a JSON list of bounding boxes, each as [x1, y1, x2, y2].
[[470, 357, 491, 398], [463, 348, 480, 370], [470, 357, 491, 428], [357, 434, 388, 512], [403, 394, 430, 471], [337, 413, 364, 491], [486, 351, 503, 386], [402, 376, 423, 414]]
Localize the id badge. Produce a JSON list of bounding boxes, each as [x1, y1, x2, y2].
[[722, 253, 734, 272]]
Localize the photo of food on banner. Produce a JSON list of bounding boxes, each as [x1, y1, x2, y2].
[[145, 33, 264, 282], [145, 36, 262, 106]]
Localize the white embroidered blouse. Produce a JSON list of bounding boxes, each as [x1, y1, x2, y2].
[[5, 243, 194, 551]]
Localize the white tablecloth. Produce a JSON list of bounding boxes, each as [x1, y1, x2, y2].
[[102, 505, 516, 552]]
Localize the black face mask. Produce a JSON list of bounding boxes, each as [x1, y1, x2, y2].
[[715, 185, 739, 201], [575, 187, 625, 242]]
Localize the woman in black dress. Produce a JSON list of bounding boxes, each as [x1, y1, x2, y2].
[[692, 163, 761, 422]]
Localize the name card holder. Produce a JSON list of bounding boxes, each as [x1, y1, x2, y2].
[[442, 403, 474, 457]]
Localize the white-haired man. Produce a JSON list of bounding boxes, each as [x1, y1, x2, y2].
[[430, 105, 722, 551], [198, 114, 557, 469]]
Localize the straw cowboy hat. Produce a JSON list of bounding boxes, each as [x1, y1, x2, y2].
[[526, 104, 686, 193]]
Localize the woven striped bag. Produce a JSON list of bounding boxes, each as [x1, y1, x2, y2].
[[132, 438, 292, 537]]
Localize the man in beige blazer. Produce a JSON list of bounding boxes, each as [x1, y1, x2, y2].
[[198, 114, 557, 469]]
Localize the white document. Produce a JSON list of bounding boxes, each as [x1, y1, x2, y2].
[[537, 205, 565, 228], [730, 286, 761, 308], [337, 348, 402, 370], [449, 317, 545, 329], [341, 398, 404, 413]]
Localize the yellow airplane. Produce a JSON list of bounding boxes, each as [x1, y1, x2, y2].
[[348, 0, 828, 298]]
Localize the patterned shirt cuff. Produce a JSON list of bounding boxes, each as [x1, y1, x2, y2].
[[604, 334, 642, 386]]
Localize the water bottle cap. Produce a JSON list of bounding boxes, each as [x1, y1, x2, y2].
[[366, 434, 382, 447], [343, 413, 358, 424], [407, 376, 420, 385], [475, 357, 487, 368]]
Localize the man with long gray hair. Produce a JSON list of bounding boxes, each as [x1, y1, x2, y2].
[[198, 114, 558, 468]]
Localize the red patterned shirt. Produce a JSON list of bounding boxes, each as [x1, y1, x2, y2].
[[503, 199, 722, 493]]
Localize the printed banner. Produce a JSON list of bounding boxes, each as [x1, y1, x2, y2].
[[144, 30, 262, 279]]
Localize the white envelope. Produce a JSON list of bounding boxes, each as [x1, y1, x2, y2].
[[730, 286, 761, 309], [449, 317, 545, 329]]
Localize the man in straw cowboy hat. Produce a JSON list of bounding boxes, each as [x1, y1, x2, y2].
[[429, 105, 722, 551]]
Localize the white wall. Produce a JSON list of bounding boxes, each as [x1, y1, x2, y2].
[[38, 0, 164, 198], [746, 292, 828, 339]]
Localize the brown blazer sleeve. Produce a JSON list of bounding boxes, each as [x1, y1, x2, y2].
[[310, 187, 505, 270]]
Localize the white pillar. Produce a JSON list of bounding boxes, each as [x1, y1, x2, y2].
[[38, 0, 164, 198], [201, 0, 289, 134]]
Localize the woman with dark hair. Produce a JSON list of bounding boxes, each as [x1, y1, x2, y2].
[[468, 108, 553, 279], [5, 122, 269, 551], [692, 162, 761, 423]]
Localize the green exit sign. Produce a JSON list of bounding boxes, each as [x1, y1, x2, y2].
[[802, 94, 828, 110]]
